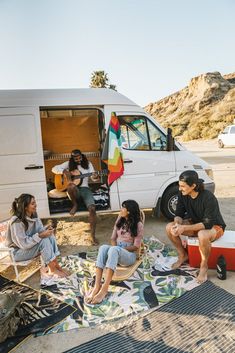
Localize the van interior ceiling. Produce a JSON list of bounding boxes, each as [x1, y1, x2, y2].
[[40, 107, 109, 214]]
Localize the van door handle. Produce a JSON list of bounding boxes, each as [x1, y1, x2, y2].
[[25, 165, 44, 170], [124, 159, 133, 164]]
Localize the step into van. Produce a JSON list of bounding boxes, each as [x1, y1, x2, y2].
[[0, 88, 215, 221]]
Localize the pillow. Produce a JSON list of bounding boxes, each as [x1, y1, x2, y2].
[[48, 189, 68, 199]]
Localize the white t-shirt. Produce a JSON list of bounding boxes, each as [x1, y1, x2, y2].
[[52, 161, 95, 188]]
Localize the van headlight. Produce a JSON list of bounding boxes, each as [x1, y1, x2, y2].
[[205, 168, 214, 180]]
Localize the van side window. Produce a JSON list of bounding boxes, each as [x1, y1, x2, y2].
[[118, 115, 167, 151], [119, 116, 149, 150], [230, 126, 235, 134], [146, 119, 167, 151]]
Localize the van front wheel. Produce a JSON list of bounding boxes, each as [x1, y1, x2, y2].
[[160, 185, 179, 220], [218, 140, 224, 148]]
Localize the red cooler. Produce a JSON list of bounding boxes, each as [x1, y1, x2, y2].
[[187, 230, 235, 270]]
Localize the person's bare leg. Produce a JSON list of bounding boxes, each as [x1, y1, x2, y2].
[[88, 205, 98, 245], [85, 267, 103, 303], [166, 222, 188, 269], [197, 230, 213, 283], [47, 259, 67, 277], [91, 268, 113, 304], [67, 184, 78, 216]]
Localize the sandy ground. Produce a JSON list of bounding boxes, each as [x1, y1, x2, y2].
[[16, 139, 235, 353]]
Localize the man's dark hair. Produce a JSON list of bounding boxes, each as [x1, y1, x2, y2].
[[179, 170, 204, 192], [68, 149, 89, 170]]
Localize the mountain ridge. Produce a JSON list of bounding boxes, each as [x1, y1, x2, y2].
[[144, 71, 235, 141]]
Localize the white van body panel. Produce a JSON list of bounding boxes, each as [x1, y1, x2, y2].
[[0, 107, 49, 220], [0, 88, 136, 108], [175, 150, 212, 181]]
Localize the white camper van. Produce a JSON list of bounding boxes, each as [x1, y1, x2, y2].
[[0, 88, 214, 221]]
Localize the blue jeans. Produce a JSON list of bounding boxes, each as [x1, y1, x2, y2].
[[13, 235, 60, 265], [96, 242, 136, 271]]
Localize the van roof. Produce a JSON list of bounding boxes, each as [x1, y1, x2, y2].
[[0, 88, 137, 107]]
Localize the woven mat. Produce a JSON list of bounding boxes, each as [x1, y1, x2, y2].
[[65, 281, 235, 353], [0, 275, 75, 353]]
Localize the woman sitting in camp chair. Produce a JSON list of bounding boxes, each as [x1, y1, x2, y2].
[[86, 199, 144, 305], [6, 193, 68, 278]]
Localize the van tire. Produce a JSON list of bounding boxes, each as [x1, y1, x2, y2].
[[218, 140, 224, 148], [160, 185, 179, 220]]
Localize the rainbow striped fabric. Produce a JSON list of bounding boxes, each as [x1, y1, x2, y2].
[[102, 112, 124, 186]]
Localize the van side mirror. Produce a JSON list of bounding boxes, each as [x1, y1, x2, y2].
[[166, 128, 174, 151]]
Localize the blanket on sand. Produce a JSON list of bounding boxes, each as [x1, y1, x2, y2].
[[39, 237, 199, 335]]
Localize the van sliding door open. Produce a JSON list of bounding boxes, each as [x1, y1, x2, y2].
[[0, 107, 48, 220]]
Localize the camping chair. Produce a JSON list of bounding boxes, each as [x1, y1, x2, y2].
[[104, 210, 147, 282], [0, 221, 41, 282]]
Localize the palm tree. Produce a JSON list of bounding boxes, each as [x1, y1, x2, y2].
[[90, 70, 117, 91], [90, 71, 109, 88]]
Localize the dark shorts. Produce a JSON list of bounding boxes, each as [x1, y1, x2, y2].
[[67, 186, 95, 208], [77, 186, 95, 208]]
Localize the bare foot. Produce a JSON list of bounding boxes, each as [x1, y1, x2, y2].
[[48, 268, 67, 278], [85, 285, 101, 304], [197, 265, 208, 283], [53, 260, 71, 276], [58, 267, 71, 276], [91, 288, 108, 305], [172, 252, 188, 269], [70, 206, 77, 216]]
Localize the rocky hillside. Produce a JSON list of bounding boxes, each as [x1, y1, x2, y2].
[[145, 72, 235, 141]]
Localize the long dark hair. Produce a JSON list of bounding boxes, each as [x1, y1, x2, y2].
[[11, 194, 35, 230], [68, 149, 89, 171], [116, 200, 141, 237], [179, 170, 205, 192]]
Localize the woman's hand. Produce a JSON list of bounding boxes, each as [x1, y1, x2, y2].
[[39, 227, 54, 238]]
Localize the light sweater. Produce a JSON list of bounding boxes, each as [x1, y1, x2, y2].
[[6, 216, 44, 250]]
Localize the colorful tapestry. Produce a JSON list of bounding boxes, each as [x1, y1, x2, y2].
[[101, 112, 124, 185], [0, 275, 75, 353], [39, 237, 199, 335]]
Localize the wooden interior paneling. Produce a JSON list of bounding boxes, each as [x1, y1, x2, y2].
[[41, 115, 99, 153], [40, 109, 101, 182]]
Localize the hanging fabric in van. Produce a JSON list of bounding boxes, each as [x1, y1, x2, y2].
[[102, 112, 124, 186]]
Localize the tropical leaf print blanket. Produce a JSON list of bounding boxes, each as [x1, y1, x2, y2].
[[39, 237, 199, 335]]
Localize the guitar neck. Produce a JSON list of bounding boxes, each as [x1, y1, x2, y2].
[[73, 172, 93, 180]]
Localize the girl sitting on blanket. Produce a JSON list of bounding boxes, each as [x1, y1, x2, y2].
[[6, 193, 67, 277], [86, 199, 144, 305]]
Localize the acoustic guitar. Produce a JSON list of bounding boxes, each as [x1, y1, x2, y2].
[[54, 170, 107, 191]]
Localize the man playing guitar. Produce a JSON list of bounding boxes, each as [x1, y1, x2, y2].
[[52, 149, 99, 245]]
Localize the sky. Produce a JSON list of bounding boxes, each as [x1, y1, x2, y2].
[[0, 0, 235, 106]]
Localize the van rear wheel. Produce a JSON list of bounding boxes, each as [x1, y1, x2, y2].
[[160, 185, 179, 220]]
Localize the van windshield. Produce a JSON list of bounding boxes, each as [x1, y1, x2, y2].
[[118, 115, 167, 151]]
